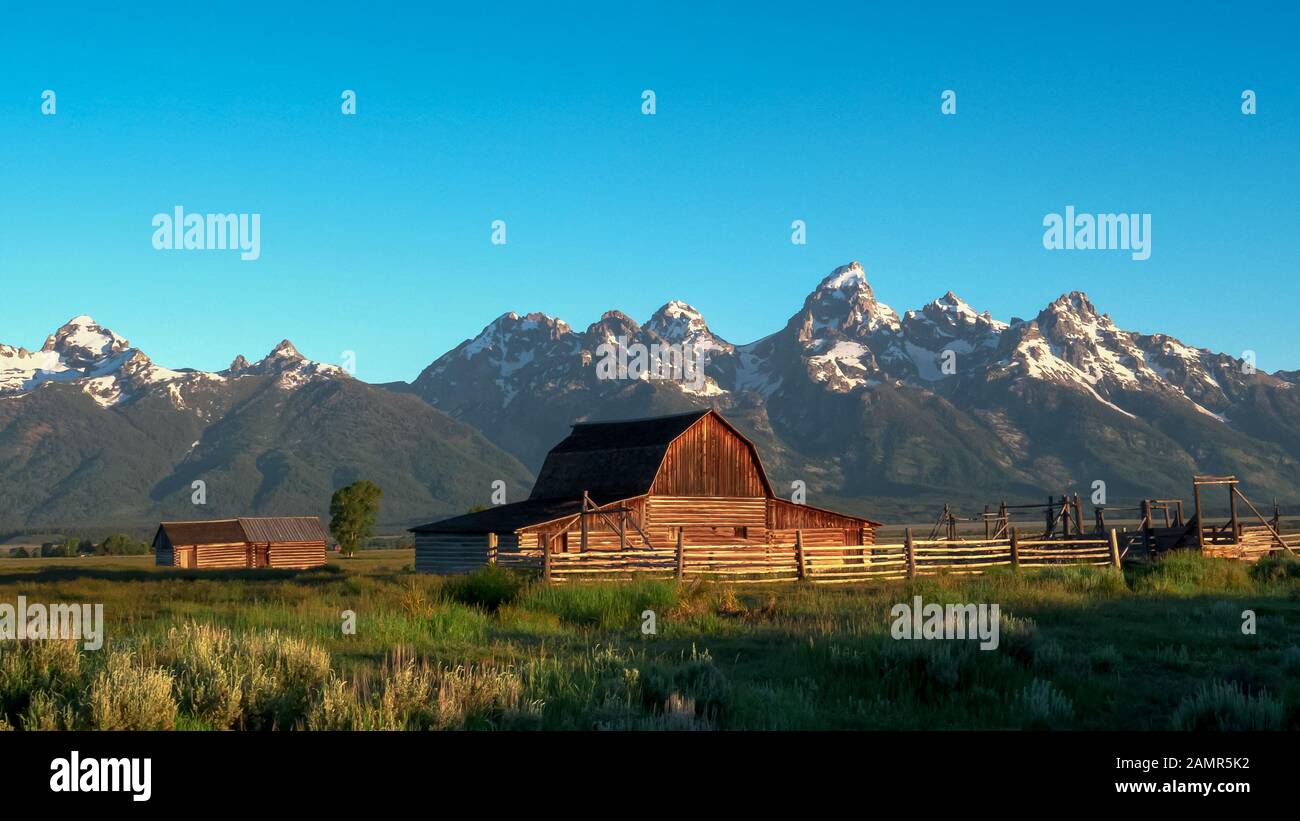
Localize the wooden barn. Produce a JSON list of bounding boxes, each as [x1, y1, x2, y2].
[[153, 517, 329, 569], [412, 409, 880, 573]]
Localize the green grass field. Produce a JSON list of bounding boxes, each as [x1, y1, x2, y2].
[[1, 550, 1299, 730]]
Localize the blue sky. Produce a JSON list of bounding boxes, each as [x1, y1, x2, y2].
[[1, 2, 1297, 382]]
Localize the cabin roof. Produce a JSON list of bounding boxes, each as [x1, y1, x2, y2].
[[238, 517, 329, 543], [154, 517, 328, 548]]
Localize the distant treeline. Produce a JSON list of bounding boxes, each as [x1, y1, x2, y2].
[[7, 534, 152, 559]]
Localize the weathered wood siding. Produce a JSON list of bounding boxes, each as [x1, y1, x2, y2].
[[768, 499, 876, 544], [649, 413, 767, 498], [267, 541, 327, 568], [644, 496, 768, 544], [415, 533, 523, 572], [195, 543, 250, 569], [416, 533, 489, 573]]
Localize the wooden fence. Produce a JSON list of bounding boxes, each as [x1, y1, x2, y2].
[[494, 528, 1121, 585]]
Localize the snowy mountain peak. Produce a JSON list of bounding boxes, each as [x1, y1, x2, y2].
[[798, 262, 900, 339], [42, 315, 131, 368], [227, 354, 252, 373], [909, 291, 1008, 334], [818, 261, 870, 293], [1046, 291, 1101, 320], [646, 300, 709, 341], [588, 311, 642, 343], [267, 340, 304, 361]]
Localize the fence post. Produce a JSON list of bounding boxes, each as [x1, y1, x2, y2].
[[1108, 528, 1121, 568], [1141, 499, 1154, 556], [1009, 527, 1020, 569], [487, 532, 498, 566], [541, 534, 552, 584], [905, 527, 916, 580], [675, 529, 685, 581], [795, 530, 806, 581]]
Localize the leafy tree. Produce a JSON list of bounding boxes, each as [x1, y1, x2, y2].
[[40, 539, 77, 558], [329, 480, 383, 557], [99, 534, 150, 555]]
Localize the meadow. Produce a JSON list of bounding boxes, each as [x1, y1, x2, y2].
[[1, 550, 1299, 730]]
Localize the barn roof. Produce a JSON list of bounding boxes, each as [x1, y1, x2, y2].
[[410, 498, 586, 534], [153, 517, 328, 548], [528, 409, 766, 502]]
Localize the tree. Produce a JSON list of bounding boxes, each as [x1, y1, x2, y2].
[[99, 534, 149, 555], [329, 480, 383, 557]]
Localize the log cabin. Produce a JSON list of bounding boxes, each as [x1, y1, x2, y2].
[[411, 409, 880, 573], [153, 517, 329, 569]]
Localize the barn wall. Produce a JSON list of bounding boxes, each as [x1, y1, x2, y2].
[[644, 496, 768, 545], [155, 545, 175, 566], [649, 414, 766, 497], [416, 533, 491, 573], [768, 499, 876, 541]]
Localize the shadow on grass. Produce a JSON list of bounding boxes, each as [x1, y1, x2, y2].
[[0, 565, 345, 585]]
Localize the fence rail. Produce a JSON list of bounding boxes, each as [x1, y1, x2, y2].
[[487, 527, 1124, 584]]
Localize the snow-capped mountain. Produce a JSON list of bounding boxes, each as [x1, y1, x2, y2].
[[408, 261, 1300, 517], [0, 317, 349, 409], [0, 317, 529, 530], [4, 262, 1297, 530]]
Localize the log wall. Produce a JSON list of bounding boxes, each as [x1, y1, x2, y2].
[[195, 543, 250, 569], [267, 541, 327, 568]]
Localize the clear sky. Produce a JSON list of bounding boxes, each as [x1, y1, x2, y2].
[[1, 2, 1297, 383]]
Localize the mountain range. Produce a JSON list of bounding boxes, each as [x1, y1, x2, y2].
[[3, 263, 1297, 534], [0, 318, 530, 535]]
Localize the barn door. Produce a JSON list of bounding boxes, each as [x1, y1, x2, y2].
[[178, 548, 195, 568]]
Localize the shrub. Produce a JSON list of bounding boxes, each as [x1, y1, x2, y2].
[[1250, 553, 1300, 583], [443, 566, 526, 611], [86, 652, 177, 730], [1016, 679, 1074, 729], [159, 624, 245, 728], [1170, 681, 1283, 731]]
